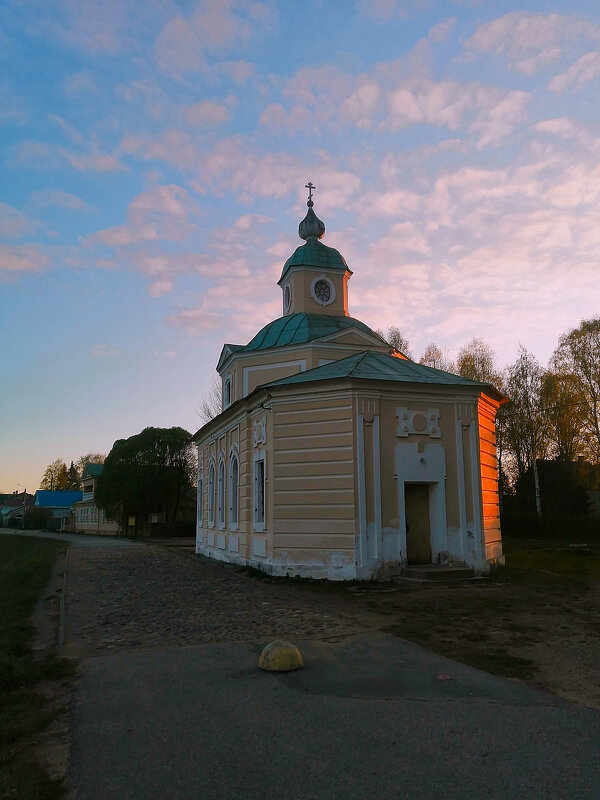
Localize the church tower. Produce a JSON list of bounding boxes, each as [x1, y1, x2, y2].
[[277, 182, 352, 318], [195, 183, 505, 580]]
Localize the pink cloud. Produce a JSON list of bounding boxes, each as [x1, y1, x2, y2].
[[464, 11, 600, 75], [91, 344, 119, 357], [548, 51, 600, 93], [0, 204, 36, 239], [89, 185, 198, 247], [16, 140, 127, 173], [155, 1, 272, 78], [165, 308, 221, 334], [185, 101, 231, 126], [386, 79, 530, 146], [221, 60, 255, 83], [0, 244, 50, 274], [147, 280, 173, 298], [30, 188, 88, 210]]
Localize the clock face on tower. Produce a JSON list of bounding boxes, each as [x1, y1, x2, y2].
[[313, 280, 331, 303]]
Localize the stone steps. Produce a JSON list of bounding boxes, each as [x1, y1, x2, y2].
[[393, 564, 485, 587]]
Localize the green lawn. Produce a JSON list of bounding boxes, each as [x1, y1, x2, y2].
[[0, 534, 74, 800], [497, 542, 600, 589]]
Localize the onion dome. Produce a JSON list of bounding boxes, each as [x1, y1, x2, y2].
[[298, 181, 325, 241]]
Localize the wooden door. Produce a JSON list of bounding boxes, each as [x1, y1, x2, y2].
[[405, 483, 431, 564]]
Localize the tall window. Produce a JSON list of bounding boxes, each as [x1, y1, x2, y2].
[[253, 455, 265, 530], [223, 376, 232, 409], [218, 459, 226, 528], [208, 463, 215, 527], [197, 475, 203, 527], [229, 454, 239, 529]]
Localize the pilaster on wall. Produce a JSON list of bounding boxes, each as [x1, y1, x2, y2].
[[356, 396, 381, 570], [454, 401, 484, 568]]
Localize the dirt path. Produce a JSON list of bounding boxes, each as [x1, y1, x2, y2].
[[293, 576, 600, 710]]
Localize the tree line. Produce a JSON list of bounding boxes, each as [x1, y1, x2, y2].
[[39, 453, 106, 491], [37, 430, 196, 534], [378, 317, 600, 489]]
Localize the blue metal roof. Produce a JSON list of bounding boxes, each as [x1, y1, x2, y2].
[[34, 490, 83, 508]]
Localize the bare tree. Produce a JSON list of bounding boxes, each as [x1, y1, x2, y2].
[[196, 377, 223, 424], [553, 317, 600, 463], [419, 342, 455, 373], [501, 346, 549, 514], [541, 367, 584, 462], [375, 326, 412, 357], [456, 337, 501, 386], [75, 453, 106, 476]]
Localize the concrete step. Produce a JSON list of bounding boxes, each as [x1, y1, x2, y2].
[[405, 565, 475, 581], [393, 564, 480, 587]]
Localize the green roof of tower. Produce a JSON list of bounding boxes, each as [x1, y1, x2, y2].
[[242, 313, 383, 352], [279, 239, 349, 284]]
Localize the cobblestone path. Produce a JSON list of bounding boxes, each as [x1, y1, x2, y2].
[[64, 544, 367, 656]]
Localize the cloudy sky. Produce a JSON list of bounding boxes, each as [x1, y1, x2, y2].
[[2, 0, 600, 491]]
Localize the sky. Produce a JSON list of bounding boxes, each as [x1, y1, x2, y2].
[[2, 0, 600, 492]]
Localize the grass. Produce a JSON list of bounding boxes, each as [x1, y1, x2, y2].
[[0, 534, 74, 800], [494, 544, 600, 590]]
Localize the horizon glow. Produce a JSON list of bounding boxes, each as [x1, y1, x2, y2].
[[1, 0, 600, 491]]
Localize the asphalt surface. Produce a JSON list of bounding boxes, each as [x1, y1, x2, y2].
[[5, 529, 141, 548], [69, 634, 600, 800], [15, 531, 598, 800]]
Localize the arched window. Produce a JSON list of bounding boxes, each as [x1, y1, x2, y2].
[[217, 459, 226, 528], [207, 463, 215, 527], [229, 454, 239, 529], [253, 450, 266, 531], [223, 375, 232, 409]]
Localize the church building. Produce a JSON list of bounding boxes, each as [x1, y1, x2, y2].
[[193, 186, 505, 580]]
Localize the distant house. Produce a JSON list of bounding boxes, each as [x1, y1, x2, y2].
[[1, 491, 34, 527], [73, 463, 121, 536], [33, 490, 83, 530]]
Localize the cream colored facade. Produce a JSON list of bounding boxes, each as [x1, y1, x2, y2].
[[193, 199, 504, 579], [73, 464, 121, 536]]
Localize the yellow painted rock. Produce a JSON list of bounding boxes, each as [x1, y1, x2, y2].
[[258, 640, 304, 672]]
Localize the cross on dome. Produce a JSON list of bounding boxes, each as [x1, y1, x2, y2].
[[299, 181, 325, 241], [305, 181, 315, 206]]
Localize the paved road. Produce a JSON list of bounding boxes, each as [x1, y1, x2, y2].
[[40, 533, 600, 800]]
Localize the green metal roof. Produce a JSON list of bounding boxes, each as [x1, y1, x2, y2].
[[242, 313, 383, 353], [265, 350, 498, 392], [279, 239, 349, 283], [82, 463, 103, 478]]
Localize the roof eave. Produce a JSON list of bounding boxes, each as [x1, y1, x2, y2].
[[278, 262, 353, 286]]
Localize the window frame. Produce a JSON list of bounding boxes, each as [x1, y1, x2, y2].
[[253, 449, 266, 532], [228, 448, 239, 531], [217, 456, 226, 530], [207, 460, 215, 528], [223, 373, 233, 410]]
